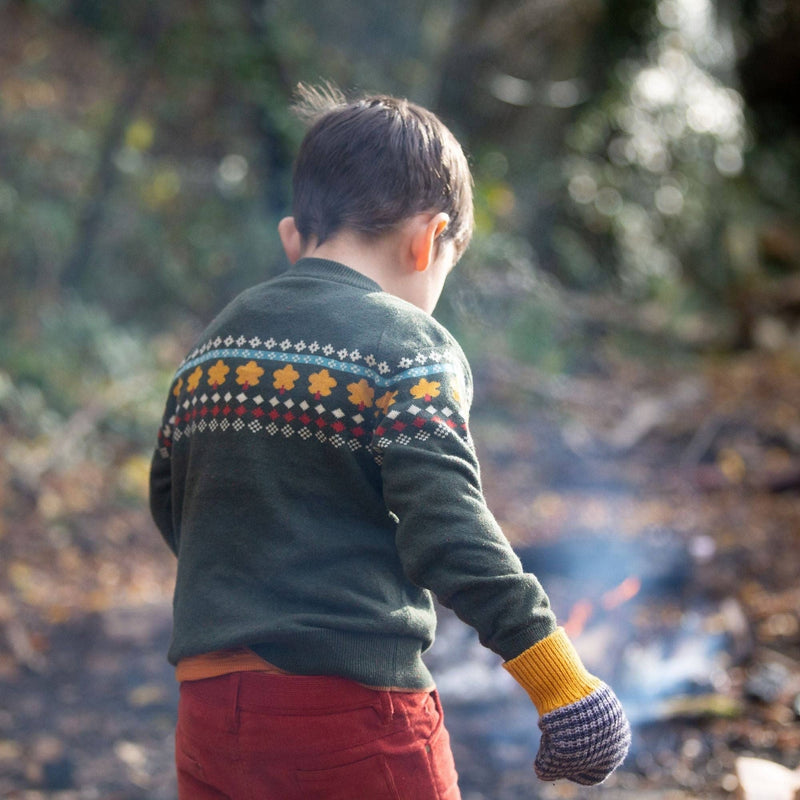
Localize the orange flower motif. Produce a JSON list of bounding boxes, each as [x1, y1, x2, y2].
[[308, 369, 337, 399], [186, 367, 203, 393], [272, 363, 299, 394], [375, 390, 398, 415], [172, 377, 183, 397], [207, 359, 230, 388], [410, 378, 440, 402], [236, 360, 265, 389], [347, 379, 374, 409]]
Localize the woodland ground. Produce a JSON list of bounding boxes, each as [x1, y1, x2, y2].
[[1, 345, 799, 799]]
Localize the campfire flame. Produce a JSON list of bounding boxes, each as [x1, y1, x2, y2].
[[563, 576, 642, 637], [602, 576, 642, 610], [563, 599, 593, 638]]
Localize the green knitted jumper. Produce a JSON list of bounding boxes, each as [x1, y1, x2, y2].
[[150, 258, 557, 689]]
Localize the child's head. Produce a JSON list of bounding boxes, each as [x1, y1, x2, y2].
[[289, 84, 474, 260]]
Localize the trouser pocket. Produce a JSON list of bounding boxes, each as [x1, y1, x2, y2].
[[295, 753, 400, 800]]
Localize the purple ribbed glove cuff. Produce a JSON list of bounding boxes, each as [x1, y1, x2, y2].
[[535, 682, 631, 785]]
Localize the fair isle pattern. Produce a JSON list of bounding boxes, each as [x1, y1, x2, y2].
[[177, 333, 454, 379], [157, 334, 470, 463], [535, 683, 632, 786]]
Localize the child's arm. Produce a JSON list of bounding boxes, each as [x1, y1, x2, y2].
[[149, 393, 178, 556], [375, 340, 630, 785]]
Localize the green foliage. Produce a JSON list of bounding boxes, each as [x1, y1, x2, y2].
[[1, 0, 798, 397], [439, 230, 583, 373], [1, 298, 170, 444]]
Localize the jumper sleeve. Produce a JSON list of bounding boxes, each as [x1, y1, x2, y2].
[[373, 344, 557, 661], [149, 387, 178, 556]]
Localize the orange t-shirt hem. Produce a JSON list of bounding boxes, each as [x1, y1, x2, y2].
[[176, 648, 436, 693], [175, 647, 289, 682]]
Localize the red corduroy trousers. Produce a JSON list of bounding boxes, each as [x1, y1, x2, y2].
[[175, 672, 462, 800]]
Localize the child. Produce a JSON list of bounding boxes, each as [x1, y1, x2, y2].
[[150, 84, 630, 800]]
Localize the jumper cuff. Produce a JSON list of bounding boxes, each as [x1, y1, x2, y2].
[[503, 627, 602, 715]]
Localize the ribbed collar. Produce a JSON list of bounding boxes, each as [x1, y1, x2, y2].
[[288, 258, 384, 293]]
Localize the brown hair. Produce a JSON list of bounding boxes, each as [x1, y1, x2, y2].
[[290, 83, 474, 257]]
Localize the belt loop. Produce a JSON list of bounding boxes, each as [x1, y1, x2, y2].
[[378, 690, 395, 724], [430, 689, 443, 717]]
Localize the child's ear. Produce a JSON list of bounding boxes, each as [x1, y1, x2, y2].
[[411, 213, 450, 272], [278, 216, 303, 264]]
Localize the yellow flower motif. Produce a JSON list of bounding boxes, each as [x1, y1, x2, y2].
[[452, 387, 461, 406], [347, 379, 374, 409], [308, 369, 337, 398], [375, 390, 398, 415], [236, 360, 265, 388], [207, 359, 230, 388], [272, 363, 299, 393], [187, 367, 203, 393], [172, 377, 183, 397], [410, 378, 440, 402]]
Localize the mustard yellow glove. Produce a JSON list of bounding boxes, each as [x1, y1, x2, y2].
[[503, 628, 631, 786]]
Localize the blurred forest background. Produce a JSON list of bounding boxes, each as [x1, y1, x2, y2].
[[1, 0, 799, 798]]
